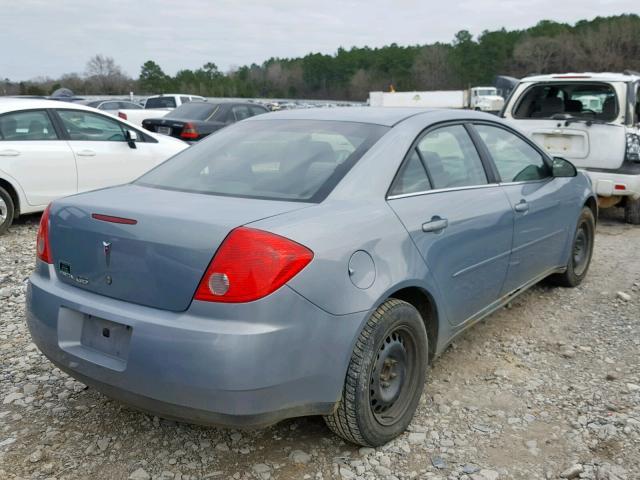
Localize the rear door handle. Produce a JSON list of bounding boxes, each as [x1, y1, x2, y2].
[[0, 149, 20, 157], [514, 200, 529, 213], [76, 149, 96, 157], [422, 216, 448, 233]]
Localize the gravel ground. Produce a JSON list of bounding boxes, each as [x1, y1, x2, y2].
[[0, 211, 638, 480]]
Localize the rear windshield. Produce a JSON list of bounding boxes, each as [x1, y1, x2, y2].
[[145, 97, 176, 109], [513, 82, 618, 121], [166, 102, 220, 121], [136, 119, 388, 202]]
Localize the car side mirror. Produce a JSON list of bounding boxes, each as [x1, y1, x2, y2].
[[125, 130, 138, 149], [552, 157, 577, 177]]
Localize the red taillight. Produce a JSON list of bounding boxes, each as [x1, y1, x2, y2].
[[194, 227, 313, 303], [615, 184, 626, 191], [180, 122, 199, 140], [36, 205, 52, 264], [118, 112, 127, 120]]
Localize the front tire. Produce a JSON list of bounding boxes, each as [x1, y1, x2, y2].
[[0, 187, 15, 236], [624, 197, 640, 225], [549, 207, 595, 287], [324, 299, 428, 447]]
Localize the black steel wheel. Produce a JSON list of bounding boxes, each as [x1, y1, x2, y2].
[[549, 207, 595, 287], [324, 299, 428, 446]]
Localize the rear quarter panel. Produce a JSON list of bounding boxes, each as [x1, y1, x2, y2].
[[250, 199, 447, 320]]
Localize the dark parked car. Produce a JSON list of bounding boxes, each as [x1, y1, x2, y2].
[[142, 101, 268, 141]]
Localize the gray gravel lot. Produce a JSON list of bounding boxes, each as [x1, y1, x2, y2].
[[0, 211, 638, 480]]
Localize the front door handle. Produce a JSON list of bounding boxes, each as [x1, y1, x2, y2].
[[514, 200, 529, 213], [422, 216, 448, 233], [0, 149, 20, 157], [76, 149, 96, 157]]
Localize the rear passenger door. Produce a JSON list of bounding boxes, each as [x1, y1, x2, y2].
[[472, 123, 572, 293], [387, 123, 514, 327], [54, 109, 157, 193], [0, 109, 76, 206]]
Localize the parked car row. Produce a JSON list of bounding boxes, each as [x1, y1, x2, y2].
[[2, 73, 636, 447], [117, 93, 205, 126]]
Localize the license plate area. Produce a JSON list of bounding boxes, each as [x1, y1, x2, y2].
[[531, 130, 589, 158], [58, 307, 132, 371], [157, 126, 171, 135], [81, 316, 131, 359]]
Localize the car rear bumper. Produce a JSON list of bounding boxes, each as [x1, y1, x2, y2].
[[584, 170, 640, 199], [26, 262, 365, 427]]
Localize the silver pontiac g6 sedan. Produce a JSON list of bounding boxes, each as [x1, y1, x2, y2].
[[26, 107, 596, 446]]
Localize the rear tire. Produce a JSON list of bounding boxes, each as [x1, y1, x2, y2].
[[624, 198, 640, 225], [549, 207, 595, 287], [324, 299, 428, 447], [0, 187, 15, 236]]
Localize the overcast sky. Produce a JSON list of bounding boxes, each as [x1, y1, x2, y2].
[[1, 0, 636, 81]]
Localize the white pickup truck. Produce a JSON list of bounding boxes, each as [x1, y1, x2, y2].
[[117, 94, 205, 126], [501, 72, 640, 224]]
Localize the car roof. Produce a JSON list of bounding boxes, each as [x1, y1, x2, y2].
[[521, 72, 640, 83], [0, 98, 104, 114], [247, 107, 443, 127]]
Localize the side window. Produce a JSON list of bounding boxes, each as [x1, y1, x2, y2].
[[250, 106, 267, 116], [232, 106, 251, 121], [417, 125, 487, 189], [180, 96, 191, 104], [120, 102, 141, 110], [474, 124, 550, 182], [57, 110, 127, 142], [389, 149, 431, 196], [101, 102, 119, 111], [0, 110, 58, 141]]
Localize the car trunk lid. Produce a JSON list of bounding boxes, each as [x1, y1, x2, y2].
[[48, 184, 309, 312]]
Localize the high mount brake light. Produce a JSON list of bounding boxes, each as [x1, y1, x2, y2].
[[91, 213, 138, 225], [36, 205, 52, 264], [194, 227, 313, 303]]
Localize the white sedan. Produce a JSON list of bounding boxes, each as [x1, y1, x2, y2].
[[0, 98, 188, 233]]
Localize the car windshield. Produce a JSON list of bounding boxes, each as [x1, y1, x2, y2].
[[137, 119, 388, 202], [166, 103, 220, 121], [513, 82, 618, 121], [145, 97, 177, 109]]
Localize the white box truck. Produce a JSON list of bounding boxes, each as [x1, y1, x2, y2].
[[369, 87, 504, 112]]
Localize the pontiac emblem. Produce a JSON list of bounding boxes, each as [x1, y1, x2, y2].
[[102, 241, 112, 267]]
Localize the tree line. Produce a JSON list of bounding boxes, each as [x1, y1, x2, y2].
[[3, 14, 639, 101]]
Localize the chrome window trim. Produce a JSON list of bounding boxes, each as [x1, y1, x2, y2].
[[498, 177, 552, 187], [387, 183, 498, 200]]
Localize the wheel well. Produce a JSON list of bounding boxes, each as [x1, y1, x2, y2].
[[584, 196, 598, 223], [0, 179, 19, 217], [390, 287, 438, 361]]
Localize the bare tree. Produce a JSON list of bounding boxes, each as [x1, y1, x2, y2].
[[85, 55, 130, 94]]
